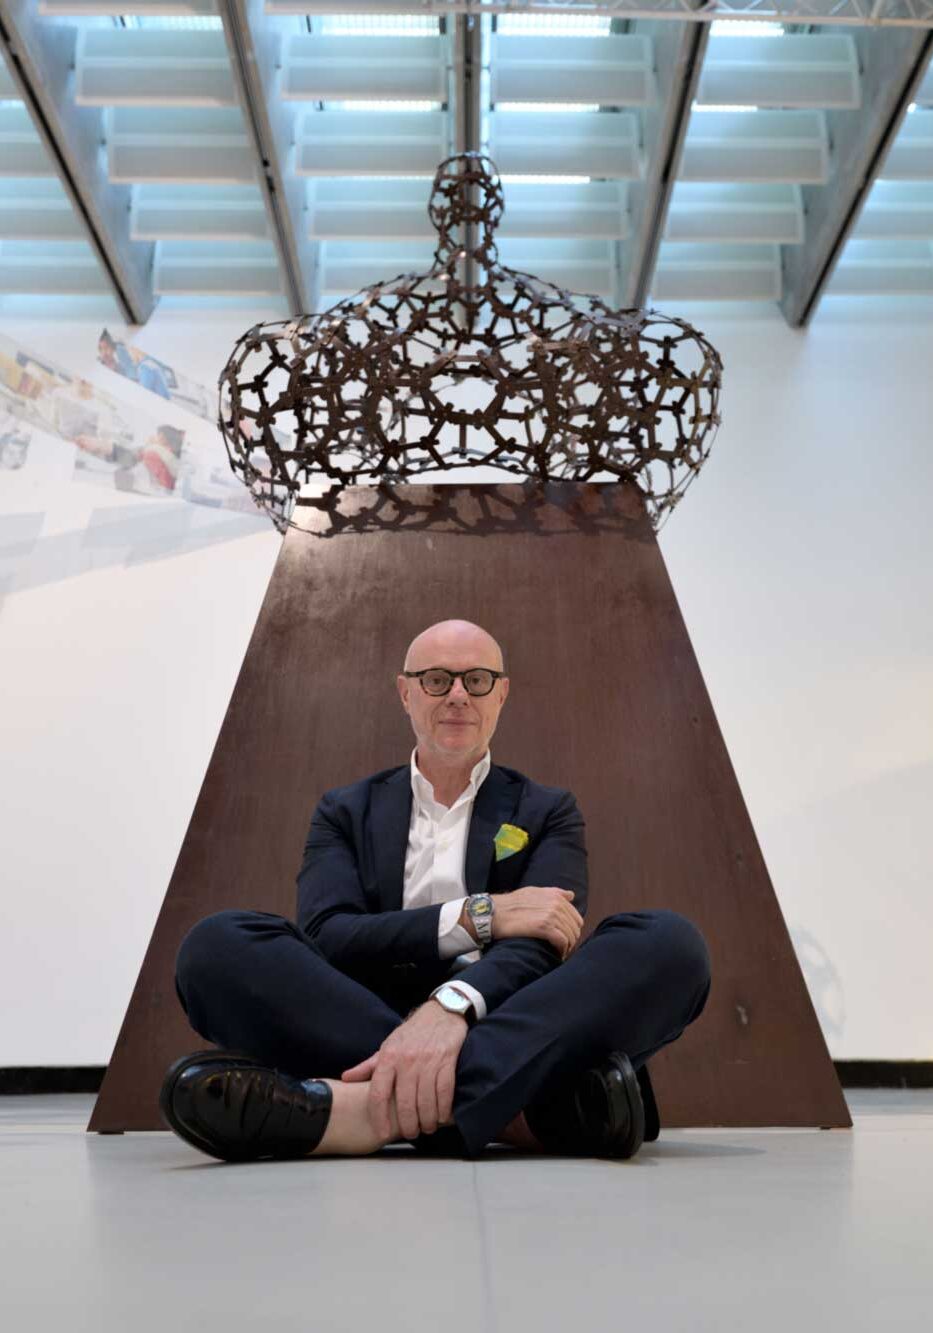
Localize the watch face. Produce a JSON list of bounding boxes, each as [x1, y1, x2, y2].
[[471, 899, 493, 918], [438, 986, 470, 1012]]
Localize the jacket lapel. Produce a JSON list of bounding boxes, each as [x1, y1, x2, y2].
[[464, 765, 521, 895], [370, 767, 413, 911]]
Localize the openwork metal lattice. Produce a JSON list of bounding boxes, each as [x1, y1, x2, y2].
[[219, 153, 723, 534]]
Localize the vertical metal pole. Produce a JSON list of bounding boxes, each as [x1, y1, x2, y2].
[[453, 13, 483, 296]]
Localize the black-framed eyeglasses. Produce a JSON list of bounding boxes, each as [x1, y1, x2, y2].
[[402, 667, 505, 697]]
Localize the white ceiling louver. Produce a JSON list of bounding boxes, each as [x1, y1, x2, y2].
[[681, 110, 830, 185], [828, 239, 933, 296], [490, 110, 642, 179], [319, 236, 615, 299], [491, 35, 655, 107], [0, 105, 55, 177], [666, 183, 804, 245], [307, 180, 435, 241], [107, 108, 256, 184], [854, 181, 933, 241], [495, 237, 616, 294], [652, 242, 782, 302], [153, 240, 282, 296], [131, 184, 268, 241], [879, 112, 933, 180], [319, 240, 437, 293], [282, 34, 445, 102], [306, 178, 629, 241], [294, 110, 448, 177], [698, 35, 860, 111], [502, 180, 629, 239], [0, 179, 84, 241], [75, 30, 235, 108], [0, 240, 110, 294], [38, 0, 216, 13]]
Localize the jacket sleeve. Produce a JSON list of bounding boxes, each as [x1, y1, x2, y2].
[[450, 788, 588, 1015], [295, 790, 443, 969]]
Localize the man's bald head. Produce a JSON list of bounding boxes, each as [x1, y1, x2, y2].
[[398, 620, 510, 774], [403, 619, 504, 673]]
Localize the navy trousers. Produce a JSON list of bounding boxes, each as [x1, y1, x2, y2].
[[174, 908, 712, 1157]]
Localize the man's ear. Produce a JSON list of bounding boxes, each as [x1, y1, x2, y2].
[[396, 674, 410, 713]]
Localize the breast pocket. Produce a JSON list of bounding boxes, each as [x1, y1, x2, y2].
[[491, 848, 530, 892]]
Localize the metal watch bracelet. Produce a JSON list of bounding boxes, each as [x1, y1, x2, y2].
[[466, 892, 494, 948]]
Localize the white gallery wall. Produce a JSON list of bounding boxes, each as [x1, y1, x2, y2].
[[0, 292, 930, 1067]]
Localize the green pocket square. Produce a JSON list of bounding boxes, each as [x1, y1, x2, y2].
[[494, 822, 529, 861]]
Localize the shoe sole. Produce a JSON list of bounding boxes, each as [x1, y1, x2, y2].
[[159, 1049, 269, 1162]]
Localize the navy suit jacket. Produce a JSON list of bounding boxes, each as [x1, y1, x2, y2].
[[295, 759, 587, 1015]]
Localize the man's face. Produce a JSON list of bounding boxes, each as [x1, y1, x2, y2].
[[397, 637, 509, 767]]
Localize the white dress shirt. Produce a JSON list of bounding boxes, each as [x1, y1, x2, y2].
[[403, 745, 491, 1020]]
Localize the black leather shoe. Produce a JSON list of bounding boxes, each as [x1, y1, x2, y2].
[[159, 1050, 333, 1162], [523, 1051, 646, 1159]]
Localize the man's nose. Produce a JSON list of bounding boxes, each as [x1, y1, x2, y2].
[[447, 677, 470, 702]]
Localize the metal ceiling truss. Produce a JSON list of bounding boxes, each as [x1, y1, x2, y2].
[[284, 0, 933, 32], [0, 0, 155, 323]]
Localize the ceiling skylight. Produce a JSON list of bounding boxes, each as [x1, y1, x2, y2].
[[313, 15, 440, 37], [709, 21, 784, 37], [496, 14, 611, 37]]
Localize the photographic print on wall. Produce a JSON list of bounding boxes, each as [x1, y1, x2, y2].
[[0, 334, 267, 516], [97, 329, 215, 422]]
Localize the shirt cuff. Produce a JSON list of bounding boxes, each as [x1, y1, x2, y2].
[[446, 979, 487, 1023], [437, 898, 477, 958]]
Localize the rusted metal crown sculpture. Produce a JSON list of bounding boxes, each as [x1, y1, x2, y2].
[[219, 153, 723, 534]]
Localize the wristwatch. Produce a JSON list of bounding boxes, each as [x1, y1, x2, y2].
[[465, 892, 494, 948], [430, 983, 477, 1026]]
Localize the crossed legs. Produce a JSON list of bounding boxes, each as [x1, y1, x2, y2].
[[174, 907, 712, 1158]]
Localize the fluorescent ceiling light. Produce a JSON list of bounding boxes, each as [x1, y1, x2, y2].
[[115, 15, 223, 29], [323, 101, 441, 113], [497, 103, 599, 114]]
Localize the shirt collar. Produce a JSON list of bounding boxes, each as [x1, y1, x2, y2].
[[410, 745, 491, 809]]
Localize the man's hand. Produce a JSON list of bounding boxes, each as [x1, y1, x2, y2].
[[486, 885, 583, 960], [340, 1000, 469, 1141]]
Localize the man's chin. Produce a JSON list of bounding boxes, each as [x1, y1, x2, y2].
[[434, 728, 479, 751]]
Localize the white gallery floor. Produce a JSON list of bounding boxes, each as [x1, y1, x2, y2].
[[2, 1088, 931, 1332]]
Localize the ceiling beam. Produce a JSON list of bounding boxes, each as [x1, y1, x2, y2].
[[0, 0, 155, 323], [781, 27, 933, 327], [617, 19, 710, 310], [220, 0, 319, 315]]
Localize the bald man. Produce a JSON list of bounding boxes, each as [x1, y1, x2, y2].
[[162, 620, 711, 1162]]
